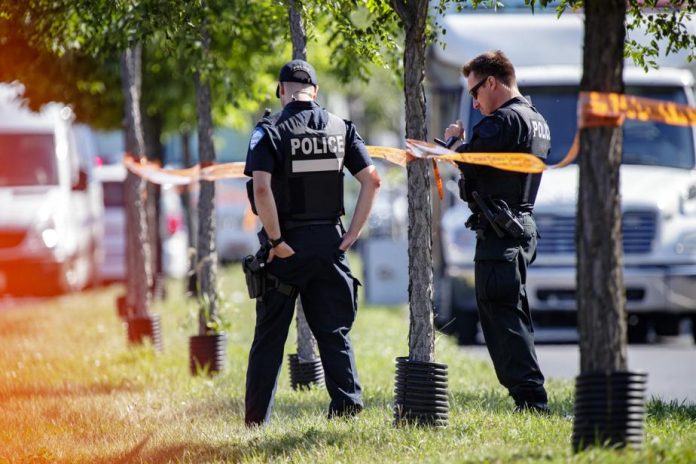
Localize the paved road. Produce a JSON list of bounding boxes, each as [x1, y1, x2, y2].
[[463, 334, 696, 404]]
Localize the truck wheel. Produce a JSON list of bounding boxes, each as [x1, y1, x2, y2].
[[456, 310, 479, 345], [654, 315, 679, 337], [627, 314, 648, 344], [692, 317, 696, 345]]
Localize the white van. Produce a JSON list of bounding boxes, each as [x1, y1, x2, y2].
[[0, 84, 104, 296], [430, 12, 696, 344]]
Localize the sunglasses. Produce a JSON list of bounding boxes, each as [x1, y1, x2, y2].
[[468, 76, 490, 99]]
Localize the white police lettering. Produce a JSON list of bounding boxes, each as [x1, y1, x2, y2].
[[290, 135, 346, 156], [531, 120, 551, 141]]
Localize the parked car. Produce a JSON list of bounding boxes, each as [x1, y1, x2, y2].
[[0, 84, 104, 296], [94, 164, 188, 283]]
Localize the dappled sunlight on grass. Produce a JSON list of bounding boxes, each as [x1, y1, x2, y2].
[[0, 263, 694, 463]]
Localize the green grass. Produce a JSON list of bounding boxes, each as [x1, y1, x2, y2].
[[1, 263, 694, 463]]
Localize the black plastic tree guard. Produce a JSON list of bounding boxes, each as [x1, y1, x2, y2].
[[393, 356, 449, 427], [189, 333, 227, 376], [572, 370, 647, 451], [288, 354, 324, 390], [126, 313, 163, 351]]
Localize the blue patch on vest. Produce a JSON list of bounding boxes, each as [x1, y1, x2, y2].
[[476, 119, 502, 139], [249, 128, 264, 150]]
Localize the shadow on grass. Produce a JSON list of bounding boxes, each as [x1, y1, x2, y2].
[[76, 428, 353, 463], [0, 381, 140, 403], [85, 435, 245, 464], [244, 427, 352, 460], [184, 395, 245, 419]]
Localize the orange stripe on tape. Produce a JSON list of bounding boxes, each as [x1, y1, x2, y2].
[[366, 146, 413, 167], [579, 91, 696, 128], [127, 91, 694, 186]]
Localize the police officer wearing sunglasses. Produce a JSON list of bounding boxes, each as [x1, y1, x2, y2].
[[444, 50, 551, 414], [243, 59, 381, 426]]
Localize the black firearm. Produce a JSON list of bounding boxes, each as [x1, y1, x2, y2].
[[471, 191, 524, 239], [434, 136, 461, 149], [242, 230, 297, 301], [242, 240, 270, 300]]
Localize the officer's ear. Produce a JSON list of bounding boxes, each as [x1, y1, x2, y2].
[[312, 84, 319, 100]]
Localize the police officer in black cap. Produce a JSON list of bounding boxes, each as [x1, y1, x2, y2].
[[444, 50, 551, 413], [243, 59, 381, 426]]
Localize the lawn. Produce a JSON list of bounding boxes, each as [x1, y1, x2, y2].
[[0, 263, 694, 463]]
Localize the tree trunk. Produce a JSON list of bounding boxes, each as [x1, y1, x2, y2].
[[391, 0, 434, 362], [577, 0, 628, 373], [143, 111, 164, 299], [194, 66, 218, 335], [288, 0, 307, 61], [120, 45, 152, 317], [180, 129, 198, 297], [288, 0, 319, 362]]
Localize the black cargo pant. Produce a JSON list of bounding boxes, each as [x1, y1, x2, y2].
[[244, 223, 363, 426], [474, 213, 547, 407]]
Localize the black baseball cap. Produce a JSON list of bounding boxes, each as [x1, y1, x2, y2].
[[275, 59, 318, 98]]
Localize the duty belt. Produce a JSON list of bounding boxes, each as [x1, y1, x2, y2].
[[281, 218, 340, 230]]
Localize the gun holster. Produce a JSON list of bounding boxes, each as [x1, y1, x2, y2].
[[489, 199, 524, 239], [470, 192, 525, 239], [242, 243, 298, 301], [242, 252, 266, 299]]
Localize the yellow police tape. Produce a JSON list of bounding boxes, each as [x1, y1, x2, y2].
[[124, 91, 696, 182], [124, 156, 246, 185], [579, 91, 696, 128]]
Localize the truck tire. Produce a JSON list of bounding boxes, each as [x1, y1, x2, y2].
[[627, 314, 648, 344], [653, 314, 679, 337], [692, 316, 696, 345]]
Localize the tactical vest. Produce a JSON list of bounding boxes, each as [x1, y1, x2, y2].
[[270, 109, 347, 220], [467, 99, 550, 211]]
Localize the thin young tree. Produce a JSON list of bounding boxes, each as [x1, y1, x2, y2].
[[121, 44, 154, 318], [389, 0, 434, 362], [286, 0, 321, 365]]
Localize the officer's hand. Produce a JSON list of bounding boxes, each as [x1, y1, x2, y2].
[[338, 233, 356, 252], [267, 242, 295, 263], [444, 120, 466, 147]]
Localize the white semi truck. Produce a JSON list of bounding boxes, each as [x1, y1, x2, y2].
[[429, 12, 696, 344]]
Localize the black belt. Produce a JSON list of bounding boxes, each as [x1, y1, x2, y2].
[[281, 219, 340, 230]]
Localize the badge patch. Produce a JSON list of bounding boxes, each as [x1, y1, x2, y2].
[[249, 128, 264, 150]]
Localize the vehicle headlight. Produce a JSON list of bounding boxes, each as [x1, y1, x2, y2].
[[24, 217, 61, 253], [41, 228, 59, 248], [675, 231, 696, 255]]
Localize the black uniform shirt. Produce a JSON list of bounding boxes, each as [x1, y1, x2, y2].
[[456, 96, 545, 160], [456, 96, 550, 210], [244, 101, 372, 177]]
